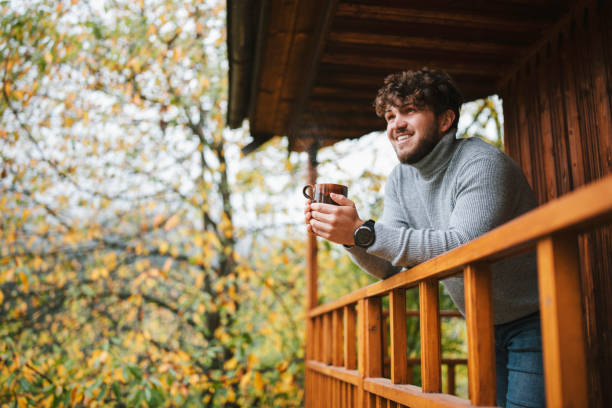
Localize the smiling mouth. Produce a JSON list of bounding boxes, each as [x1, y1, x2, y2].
[[396, 134, 412, 142]]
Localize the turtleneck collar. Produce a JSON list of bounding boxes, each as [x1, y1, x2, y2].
[[410, 130, 458, 178]]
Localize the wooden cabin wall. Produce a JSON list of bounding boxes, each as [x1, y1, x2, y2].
[[501, 1, 611, 406]]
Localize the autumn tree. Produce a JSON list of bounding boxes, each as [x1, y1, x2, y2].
[[0, 0, 307, 406]]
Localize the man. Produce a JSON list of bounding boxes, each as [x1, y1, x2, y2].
[[304, 69, 544, 408]]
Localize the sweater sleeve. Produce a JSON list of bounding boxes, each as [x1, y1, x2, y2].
[[351, 154, 534, 273], [345, 168, 404, 279]]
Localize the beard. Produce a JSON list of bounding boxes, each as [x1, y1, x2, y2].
[[394, 123, 442, 164]]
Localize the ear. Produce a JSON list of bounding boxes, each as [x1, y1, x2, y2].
[[438, 109, 455, 133]]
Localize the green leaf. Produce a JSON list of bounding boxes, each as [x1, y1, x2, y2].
[[112, 382, 121, 399], [127, 364, 143, 380]]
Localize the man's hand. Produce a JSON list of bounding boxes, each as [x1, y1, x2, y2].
[[304, 193, 364, 246]]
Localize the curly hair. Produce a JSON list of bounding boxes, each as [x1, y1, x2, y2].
[[373, 69, 463, 129]]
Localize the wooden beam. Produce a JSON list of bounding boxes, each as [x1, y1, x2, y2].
[[241, 132, 274, 155], [321, 52, 507, 76], [287, 0, 339, 138], [328, 31, 523, 56], [335, 3, 555, 32]]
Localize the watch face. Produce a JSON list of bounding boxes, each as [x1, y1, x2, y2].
[[356, 226, 373, 246]]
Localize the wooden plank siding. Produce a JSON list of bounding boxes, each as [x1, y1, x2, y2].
[[500, 2, 612, 406]]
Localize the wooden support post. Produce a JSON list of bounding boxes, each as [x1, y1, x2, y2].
[[419, 280, 441, 392], [537, 233, 587, 408], [389, 288, 408, 384], [357, 299, 366, 408], [305, 144, 318, 408], [344, 305, 357, 369], [306, 318, 314, 361], [324, 312, 333, 364], [365, 297, 383, 378], [306, 143, 318, 311], [333, 309, 344, 366], [464, 263, 496, 406]]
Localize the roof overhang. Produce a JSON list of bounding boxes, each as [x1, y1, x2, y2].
[[228, 0, 573, 154]]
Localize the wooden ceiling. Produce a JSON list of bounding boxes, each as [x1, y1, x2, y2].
[[227, 0, 574, 153]]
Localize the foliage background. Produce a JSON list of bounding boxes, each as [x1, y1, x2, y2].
[[0, 0, 503, 406]]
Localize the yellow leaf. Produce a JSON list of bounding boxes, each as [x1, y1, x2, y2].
[[226, 389, 236, 403], [19, 272, 28, 292], [248, 353, 258, 368], [164, 214, 179, 231], [103, 251, 117, 269], [0, 289, 3, 305], [223, 357, 238, 371], [240, 370, 251, 388], [71, 387, 80, 405], [41, 394, 53, 408], [253, 372, 264, 392], [159, 241, 169, 254], [153, 213, 164, 227]]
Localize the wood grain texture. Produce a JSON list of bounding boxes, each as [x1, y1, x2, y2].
[[324, 313, 333, 364], [333, 309, 344, 367], [537, 233, 588, 408], [365, 297, 383, 378], [464, 263, 496, 406], [389, 289, 408, 384], [419, 280, 441, 393], [364, 377, 473, 408], [344, 305, 357, 369]]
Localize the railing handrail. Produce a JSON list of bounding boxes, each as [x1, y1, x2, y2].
[[309, 174, 612, 318]]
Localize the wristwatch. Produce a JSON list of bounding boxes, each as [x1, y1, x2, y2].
[[353, 219, 376, 248]]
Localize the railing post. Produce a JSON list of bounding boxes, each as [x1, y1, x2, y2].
[[333, 309, 344, 366], [419, 280, 441, 392], [344, 305, 357, 369], [537, 233, 588, 407], [314, 316, 322, 361], [323, 312, 333, 364], [389, 288, 408, 384], [365, 297, 383, 378], [464, 262, 496, 406], [305, 143, 318, 408], [357, 299, 366, 408], [358, 297, 382, 408]]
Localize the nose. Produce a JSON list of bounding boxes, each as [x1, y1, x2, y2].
[[394, 112, 408, 130]]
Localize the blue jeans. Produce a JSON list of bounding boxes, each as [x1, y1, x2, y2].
[[494, 312, 545, 408]]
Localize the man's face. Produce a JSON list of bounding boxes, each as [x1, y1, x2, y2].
[[384, 102, 444, 164]]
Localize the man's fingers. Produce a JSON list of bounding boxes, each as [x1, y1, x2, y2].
[[310, 210, 335, 223], [310, 202, 340, 213], [330, 193, 355, 207], [309, 218, 331, 234]]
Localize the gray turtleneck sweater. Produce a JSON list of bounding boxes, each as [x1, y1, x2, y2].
[[347, 132, 540, 324]]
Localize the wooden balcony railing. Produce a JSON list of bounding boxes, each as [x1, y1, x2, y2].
[[305, 175, 612, 408]]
